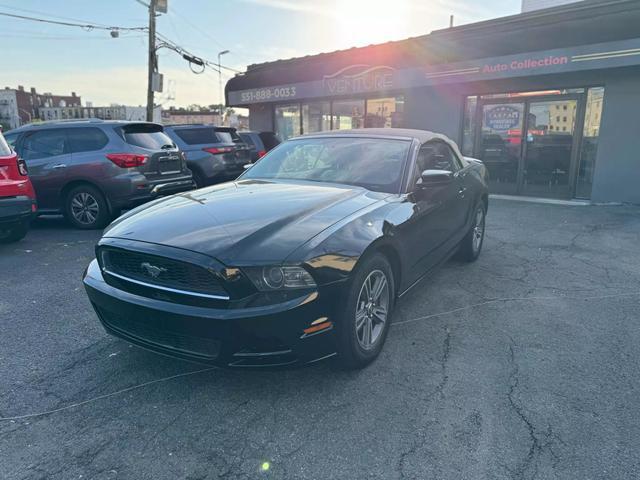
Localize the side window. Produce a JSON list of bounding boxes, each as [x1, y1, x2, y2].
[[443, 143, 464, 171], [416, 141, 461, 174], [67, 128, 109, 153], [21, 129, 67, 161]]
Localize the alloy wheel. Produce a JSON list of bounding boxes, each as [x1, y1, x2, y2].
[[70, 192, 100, 226], [355, 269, 390, 350], [472, 207, 485, 253]]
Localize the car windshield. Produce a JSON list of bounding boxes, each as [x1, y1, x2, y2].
[[241, 136, 410, 193]]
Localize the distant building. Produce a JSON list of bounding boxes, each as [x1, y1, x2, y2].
[[161, 107, 222, 125], [38, 105, 161, 123], [0, 86, 81, 130], [522, 0, 581, 12]]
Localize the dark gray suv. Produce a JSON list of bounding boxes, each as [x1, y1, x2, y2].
[[4, 120, 194, 229], [163, 124, 251, 187]]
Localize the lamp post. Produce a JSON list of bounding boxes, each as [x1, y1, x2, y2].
[[218, 50, 229, 125]]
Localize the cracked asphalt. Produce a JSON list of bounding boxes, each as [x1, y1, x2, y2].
[[1, 199, 640, 480]]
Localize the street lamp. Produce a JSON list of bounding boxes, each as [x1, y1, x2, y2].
[[218, 50, 230, 125]]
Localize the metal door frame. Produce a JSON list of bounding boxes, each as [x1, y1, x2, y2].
[[474, 93, 586, 198]]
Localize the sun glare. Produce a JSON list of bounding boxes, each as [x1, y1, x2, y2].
[[332, 0, 412, 47]]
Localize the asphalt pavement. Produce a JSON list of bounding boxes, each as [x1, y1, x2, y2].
[[1, 199, 639, 480]]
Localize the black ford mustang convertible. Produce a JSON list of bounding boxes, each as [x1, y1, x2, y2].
[[83, 129, 488, 369]]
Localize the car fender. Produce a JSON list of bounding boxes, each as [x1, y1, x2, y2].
[[285, 196, 412, 287]]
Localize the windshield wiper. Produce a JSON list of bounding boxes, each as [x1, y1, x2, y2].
[[160, 144, 174, 150]]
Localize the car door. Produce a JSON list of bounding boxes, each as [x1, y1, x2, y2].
[[435, 141, 474, 243], [66, 127, 111, 184], [402, 141, 468, 281], [19, 128, 71, 211]]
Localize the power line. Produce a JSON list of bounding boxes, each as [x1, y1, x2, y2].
[[0, 3, 113, 27], [0, 8, 241, 78], [168, 6, 252, 69], [0, 11, 147, 32]]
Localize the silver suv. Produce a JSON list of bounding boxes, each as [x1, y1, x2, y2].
[[4, 120, 194, 229]]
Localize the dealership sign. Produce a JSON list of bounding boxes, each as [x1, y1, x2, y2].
[[228, 38, 640, 105], [322, 65, 395, 95], [484, 105, 521, 131]]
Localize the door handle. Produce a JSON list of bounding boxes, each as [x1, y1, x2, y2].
[[52, 164, 67, 169]]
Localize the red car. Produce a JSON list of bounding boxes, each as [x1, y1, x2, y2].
[[0, 130, 36, 243]]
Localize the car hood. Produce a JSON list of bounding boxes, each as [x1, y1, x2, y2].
[[104, 179, 387, 264]]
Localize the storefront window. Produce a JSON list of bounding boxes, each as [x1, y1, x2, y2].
[[331, 99, 364, 130], [461, 96, 477, 156], [481, 88, 584, 99], [275, 104, 301, 140], [365, 96, 405, 128], [576, 87, 604, 199], [302, 102, 330, 134]]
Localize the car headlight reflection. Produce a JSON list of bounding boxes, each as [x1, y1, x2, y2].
[[244, 266, 316, 291]]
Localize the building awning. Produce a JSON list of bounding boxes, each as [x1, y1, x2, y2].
[[227, 0, 640, 106]]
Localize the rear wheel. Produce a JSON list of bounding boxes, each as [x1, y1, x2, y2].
[[457, 202, 486, 262], [0, 223, 28, 243], [335, 253, 395, 369], [192, 169, 207, 189], [64, 185, 110, 229]]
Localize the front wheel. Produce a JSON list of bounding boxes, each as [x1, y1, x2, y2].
[[335, 253, 395, 369], [457, 202, 486, 262]]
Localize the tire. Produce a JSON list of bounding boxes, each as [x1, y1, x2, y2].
[[457, 202, 486, 262], [64, 185, 110, 230], [192, 169, 207, 189], [0, 223, 28, 244], [335, 253, 395, 369]]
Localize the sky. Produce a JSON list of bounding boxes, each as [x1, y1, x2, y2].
[[0, 0, 521, 108]]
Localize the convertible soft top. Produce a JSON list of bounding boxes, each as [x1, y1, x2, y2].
[[296, 128, 466, 163]]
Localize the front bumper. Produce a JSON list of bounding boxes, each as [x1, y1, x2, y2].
[[0, 195, 36, 225], [83, 259, 343, 368]]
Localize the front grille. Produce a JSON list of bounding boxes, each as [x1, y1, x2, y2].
[[101, 248, 227, 297], [96, 306, 220, 359]]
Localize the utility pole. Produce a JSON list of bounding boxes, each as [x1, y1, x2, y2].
[[218, 50, 229, 125], [146, 0, 157, 122]]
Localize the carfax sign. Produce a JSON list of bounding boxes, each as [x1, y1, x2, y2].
[[484, 105, 522, 131], [228, 38, 640, 105]]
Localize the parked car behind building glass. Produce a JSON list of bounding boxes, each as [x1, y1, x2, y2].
[[5, 120, 194, 229]]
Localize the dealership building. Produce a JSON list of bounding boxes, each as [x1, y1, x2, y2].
[[226, 0, 640, 204]]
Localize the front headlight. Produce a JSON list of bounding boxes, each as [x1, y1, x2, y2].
[[243, 265, 317, 291]]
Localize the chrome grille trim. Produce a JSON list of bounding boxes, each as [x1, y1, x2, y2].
[[102, 268, 230, 300]]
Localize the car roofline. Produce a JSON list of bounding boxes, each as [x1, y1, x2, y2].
[[288, 133, 416, 142]]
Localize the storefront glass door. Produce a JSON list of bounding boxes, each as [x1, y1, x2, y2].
[[522, 99, 578, 198], [478, 102, 525, 195], [475, 94, 583, 199]]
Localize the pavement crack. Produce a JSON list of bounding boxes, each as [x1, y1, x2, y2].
[[506, 337, 563, 480], [396, 326, 451, 478]]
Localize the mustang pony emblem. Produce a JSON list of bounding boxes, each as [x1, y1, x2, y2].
[[140, 262, 167, 278]]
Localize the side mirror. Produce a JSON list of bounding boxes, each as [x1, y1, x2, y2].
[[243, 163, 253, 170], [419, 169, 454, 186]]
